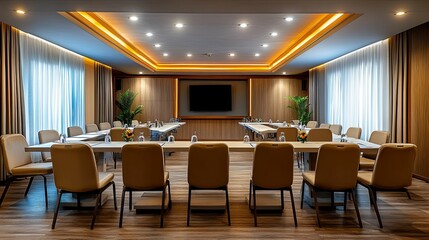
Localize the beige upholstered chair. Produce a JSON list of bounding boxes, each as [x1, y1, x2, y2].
[[109, 128, 125, 168], [306, 121, 318, 128], [187, 143, 230, 226], [113, 121, 122, 127], [38, 129, 60, 162], [345, 127, 362, 139], [85, 123, 99, 133], [50, 143, 117, 229], [276, 127, 298, 142], [119, 143, 171, 228], [133, 126, 151, 141], [99, 122, 112, 130], [359, 131, 390, 170], [357, 143, 416, 228], [67, 126, 83, 137], [307, 128, 333, 142], [301, 143, 362, 227], [249, 143, 297, 227], [319, 123, 330, 129], [292, 120, 299, 125], [131, 120, 139, 127], [0, 134, 52, 208], [329, 124, 342, 135]]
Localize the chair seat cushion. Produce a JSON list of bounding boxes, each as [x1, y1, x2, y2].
[[359, 157, 375, 170], [357, 171, 373, 186], [302, 171, 316, 186], [11, 162, 53, 176], [98, 172, 114, 188]]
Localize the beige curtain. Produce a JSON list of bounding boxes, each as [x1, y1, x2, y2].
[[94, 62, 113, 124], [389, 32, 408, 143], [0, 23, 25, 181], [309, 65, 326, 123]]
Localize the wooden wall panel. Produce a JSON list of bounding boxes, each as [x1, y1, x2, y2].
[[251, 77, 307, 122], [410, 22, 429, 178], [116, 76, 307, 140]]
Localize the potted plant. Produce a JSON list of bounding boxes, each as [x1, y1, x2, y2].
[[116, 89, 143, 126], [288, 95, 312, 126]]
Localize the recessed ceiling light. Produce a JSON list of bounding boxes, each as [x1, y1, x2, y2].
[[254, 53, 260, 57], [15, 9, 26, 15], [282, 72, 287, 75], [394, 11, 406, 16], [285, 17, 294, 22], [154, 43, 161, 48], [175, 23, 184, 28], [261, 44, 269, 48], [163, 53, 169, 57], [139, 71, 143, 74], [229, 53, 235, 57], [145, 32, 153, 37], [239, 23, 248, 28], [187, 53, 193, 57], [129, 16, 139, 21], [270, 32, 278, 37]]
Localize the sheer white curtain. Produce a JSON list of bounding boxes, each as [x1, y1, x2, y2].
[[20, 33, 85, 145], [324, 40, 389, 140]]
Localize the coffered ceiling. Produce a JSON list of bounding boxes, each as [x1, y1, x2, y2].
[[1, 0, 429, 75]]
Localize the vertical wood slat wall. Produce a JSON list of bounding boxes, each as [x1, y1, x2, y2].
[[410, 22, 429, 179], [118, 77, 306, 140]]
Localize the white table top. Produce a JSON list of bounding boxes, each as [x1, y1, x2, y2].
[[239, 122, 277, 134], [150, 122, 184, 133]]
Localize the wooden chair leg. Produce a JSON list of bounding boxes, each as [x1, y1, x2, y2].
[[119, 188, 126, 228], [43, 175, 48, 208], [289, 189, 298, 227], [90, 192, 101, 229], [0, 178, 12, 207], [187, 188, 192, 226], [129, 191, 132, 210], [24, 177, 34, 196], [300, 181, 305, 209], [253, 184, 257, 227], [52, 191, 63, 229], [368, 188, 383, 228], [167, 180, 172, 210], [280, 190, 285, 210], [160, 187, 166, 228], [343, 191, 348, 211], [312, 188, 321, 228], [350, 190, 362, 228], [112, 182, 117, 210], [225, 188, 231, 226], [406, 189, 412, 200]]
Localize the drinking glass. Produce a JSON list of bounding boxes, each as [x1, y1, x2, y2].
[[168, 133, 175, 143], [279, 132, 286, 142], [191, 131, 198, 143], [104, 133, 111, 143], [243, 134, 250, 143], [138, 132, 145, 142]]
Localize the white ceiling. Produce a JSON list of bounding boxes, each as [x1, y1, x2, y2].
[[1, 0, 429, 75]]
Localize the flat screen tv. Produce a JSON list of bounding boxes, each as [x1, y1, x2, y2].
[[189, 85, 232, 112]]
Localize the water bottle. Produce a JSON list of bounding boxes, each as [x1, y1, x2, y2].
[[279, 132, 286, 142], [138, 132, 145, 142], [283, 121, 287, 126], [243, 134, 250, 143], [168, 133, 175, 143], [269, 119, 272, 123], [104, 133, 111, 143], [124, 123, 128, 129], [191, 131, 198, 143], [60, 133, 66, 143]]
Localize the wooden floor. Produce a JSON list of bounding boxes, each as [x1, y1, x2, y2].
[[1, 152, 429, 239]]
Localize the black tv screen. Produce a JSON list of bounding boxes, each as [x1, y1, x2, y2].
[[189, 85, 232, 112]]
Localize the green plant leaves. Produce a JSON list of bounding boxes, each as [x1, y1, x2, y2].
[[288, 95, 312, 126], [115, 89, 143, 126]]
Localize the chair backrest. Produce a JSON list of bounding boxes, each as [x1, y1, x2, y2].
[[314, 143, 360, 190], [188, 143, 229, 188], [292, 120, 299, 125], [306, 121, 318, 128], [122, 143, 165, 189], [85, 123, 99, 133], [99, 122, 112, 130], [319, 123, 330, 129], [67, 126, 83, 137], [131, 120, 139, 127], [371, 143, 417, 189], [110, 128, 125, 141], [113, 121, 122, 127], [345, 127, 362, 139], [0, 134, 32, 174], [363, 130, 390, 159], [276, 127, 298, 141], [329, 124, 342, 135], [51, 143, 99, 192], [133, 127, 151, 140], [307, 128, 332, 141], [252, 143, 294, 188], [38, 130, 60, 161]]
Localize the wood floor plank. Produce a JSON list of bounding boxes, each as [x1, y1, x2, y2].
[[0, 152, 428, 239]]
